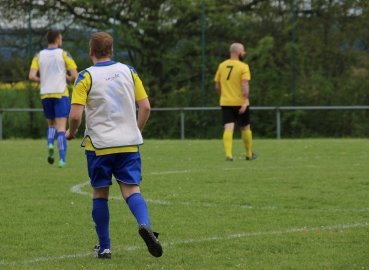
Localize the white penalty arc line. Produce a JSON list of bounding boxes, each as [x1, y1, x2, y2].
[[1, 222, 368, 266], [70, 181, 276, 210]]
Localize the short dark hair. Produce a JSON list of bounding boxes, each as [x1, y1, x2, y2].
[[90, 32, 113, 59], [46, 30, 61, 44]]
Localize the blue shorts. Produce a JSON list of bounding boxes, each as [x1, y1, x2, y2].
[[86, 151, 142, 188], [42, 96, 71, 119]]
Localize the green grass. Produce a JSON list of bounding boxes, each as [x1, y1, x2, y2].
[[0, 138, 368, 269]]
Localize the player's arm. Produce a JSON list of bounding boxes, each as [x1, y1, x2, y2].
[[238, 79, 249, 114], [215, 82, 221, 95], [241, 64, 251, 104], [137, 98, 150, 132], [28, 68, 40, 82], [63, 51, 78, 83], [66, 104, 84, 140], [130, 67, 150, 132], [242, 79, 249, 102], [214, 67, 221, 95], [66, 70, 89, 140], [66, 69, 78, 83], [29, 53, 40, 82]]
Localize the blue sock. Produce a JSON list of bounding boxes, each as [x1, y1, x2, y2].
[[126, 193, 151, 228], [57, 132, 67, 162], [47, 127, 57, 146], [92, 198, 110, 252]]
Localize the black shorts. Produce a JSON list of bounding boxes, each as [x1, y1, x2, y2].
[[221, 106, 251, 127]]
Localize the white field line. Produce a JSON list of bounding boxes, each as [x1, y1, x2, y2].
[[142, 166, 326, 174], [222, 164, 319, 171], [149, 169, 204, 174], [70, 181, 276, 210], [152, 163, 365, 172], [330, 208, 369, 212], [143, 166, 321, 173], [71, 180, 369, 212], [1, 222, 368, 266]]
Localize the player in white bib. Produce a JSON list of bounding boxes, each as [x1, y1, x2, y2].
[[29, 30, 78, 168], [66, 32, 162, 259]]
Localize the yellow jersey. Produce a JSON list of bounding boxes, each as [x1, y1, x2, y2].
[[214, 59, 251, 106]]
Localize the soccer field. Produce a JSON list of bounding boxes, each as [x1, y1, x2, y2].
[[0, 138, 368, 269]]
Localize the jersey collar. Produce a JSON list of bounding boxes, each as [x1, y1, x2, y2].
[[94, 60, 115, 66]]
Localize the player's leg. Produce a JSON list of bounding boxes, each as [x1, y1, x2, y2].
[[241, 124, 253, 158], [88, 152, 114, 259], [115, 152, 163, 257], [54, 96, 71, 168], [54, 117, 67, 167], [120, 183, 151, 227], [92, 187, 111, 258], [240, 107, 258, 160], [119, 184, 163, 258], [224, 123, 234, 160], [221, 106, 236, 161], [42, 98, 57, 164]]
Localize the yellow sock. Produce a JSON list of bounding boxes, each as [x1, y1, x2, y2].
[[223, 130, 233, 158], [242, 130, 252, 158]]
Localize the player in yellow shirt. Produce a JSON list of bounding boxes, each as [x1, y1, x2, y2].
[[28, 30, 78, 168], [214, 43, 258, 161], [66, 32, 162, 259]]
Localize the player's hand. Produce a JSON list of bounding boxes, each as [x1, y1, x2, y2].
[[65, 129, 78, 140], [239, 104, 247, 114]]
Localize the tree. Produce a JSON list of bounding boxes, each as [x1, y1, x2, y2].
[[1, 0, 369, 138]]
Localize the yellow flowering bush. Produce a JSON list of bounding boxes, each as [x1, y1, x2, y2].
[[0, 81, 39, 90]]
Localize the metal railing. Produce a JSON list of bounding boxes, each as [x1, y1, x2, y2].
[[1, 106, 369, 140]]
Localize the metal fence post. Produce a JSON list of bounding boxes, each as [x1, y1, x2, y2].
[[276, 107, 281, 140], [181, 109, 185, 140], [0, 111, 2, 140]]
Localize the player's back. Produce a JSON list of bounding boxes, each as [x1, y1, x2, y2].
[[218, 59, 248, 86], [38, 48, 67, 94], [217, 59, 250, 106], [83, 62, 143, 148]]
